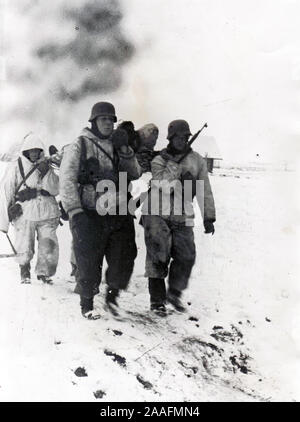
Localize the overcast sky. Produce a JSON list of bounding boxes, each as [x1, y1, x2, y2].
[[116, 0, 300, 163], [1, 0, 300, 163]]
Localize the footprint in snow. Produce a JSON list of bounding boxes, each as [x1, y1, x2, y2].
[[136, 375, 153, 390], [74, 367, 88, 377], [104, 350, 126, 368], [94, 390, 106, 399]]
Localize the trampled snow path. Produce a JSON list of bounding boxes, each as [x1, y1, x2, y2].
[[0, 167, 299, 402]]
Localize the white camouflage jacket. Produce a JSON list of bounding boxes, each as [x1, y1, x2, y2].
[[142, 149, 216, 225], [0, 134, 60, 233], [59, 127, 142, 216]]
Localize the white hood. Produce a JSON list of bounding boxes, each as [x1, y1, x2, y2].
[[21, 132, 45, 153]]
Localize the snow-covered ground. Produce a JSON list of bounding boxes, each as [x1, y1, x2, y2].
[[0, 166, 299, 402]]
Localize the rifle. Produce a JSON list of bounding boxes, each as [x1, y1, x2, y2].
[[0, 233, 21, 259], [177, 122, 207, 163], [134, 122, 208, 209]]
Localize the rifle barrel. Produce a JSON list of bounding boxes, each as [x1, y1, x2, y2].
[[178, 122, 208, 163]]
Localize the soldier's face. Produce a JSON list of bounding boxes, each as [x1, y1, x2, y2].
[[171, 134, 189, 152], [96, 116, 114, 137], [27, 148, 42, 162]]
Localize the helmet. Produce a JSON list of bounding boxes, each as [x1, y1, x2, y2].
[[167, 119, 192, 140], [88, 102, 117, 122]]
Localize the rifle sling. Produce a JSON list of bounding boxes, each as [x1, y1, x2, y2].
[[86, 137, 117, 170], [16, 158, 40, 196]]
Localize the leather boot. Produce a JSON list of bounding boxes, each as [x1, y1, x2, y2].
[[167, 288, 186, 312], [20, 264, 31, 284], [149, 278, 167, 317]]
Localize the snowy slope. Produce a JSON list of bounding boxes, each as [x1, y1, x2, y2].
[[0, 167, 299, 402]]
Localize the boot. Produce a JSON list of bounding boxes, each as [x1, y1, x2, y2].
[[105, 287, 119, 316], [150, 303, 167, 317], [80, 296, 100, 320], [167, 288, 186, 313], [148, 278, 167, 316], [20, 264, 31, 284], [74, 282, 99, 295], [37, 275, 53, 285]]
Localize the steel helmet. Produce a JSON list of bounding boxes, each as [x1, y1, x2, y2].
[[88, 102, 117, 122], [167, 119, 192, 140]]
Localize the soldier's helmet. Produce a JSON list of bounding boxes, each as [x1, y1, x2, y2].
[[167, 119, 192, 140], [88, 102, 117, 122]]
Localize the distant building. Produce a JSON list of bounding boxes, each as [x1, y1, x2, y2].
[[193, 136, 222, 173]]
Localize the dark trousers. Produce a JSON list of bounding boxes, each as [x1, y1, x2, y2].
[[71, 210, 137, 298], [148, 278, 166, 305]]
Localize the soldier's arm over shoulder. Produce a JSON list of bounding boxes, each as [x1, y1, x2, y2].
[[43, 167, 59, 196], [59, 139, 83, 215], [197, 153, 216, 222], [118, 146, 142, 181], [151, 154, 182, 182]]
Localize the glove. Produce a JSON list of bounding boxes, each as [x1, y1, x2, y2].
[[49, 145, 58, 156], [117, 121, 135, 134], [117, 121, 140, 152], [37, 159, 50, 178], [111, 129, 129, 151], [8, 203, 23, 222], [204, 220, 215, 235]]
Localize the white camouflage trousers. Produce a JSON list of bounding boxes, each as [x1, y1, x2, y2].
[[13, 217, 60, 277]]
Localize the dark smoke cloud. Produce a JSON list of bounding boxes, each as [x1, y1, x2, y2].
[[36, 33, 134, 67], [65, 0, 122, 33], [32, 0, 134, 102], [0, 0, 136, 149], [4, 0, 135, 128]]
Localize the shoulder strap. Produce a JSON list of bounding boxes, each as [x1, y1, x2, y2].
[[79, 136, 87, 163], [18, 158, 26, 181], [86, 137, 116, 168], [15, 158, 40, 195]]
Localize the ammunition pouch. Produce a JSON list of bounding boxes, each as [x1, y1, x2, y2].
[[78, 157, 102, 186], [16, 187, 37, 202], [8, 158, 52, 223], [40, 189, 51, 197], [15, 188, 52, 203]]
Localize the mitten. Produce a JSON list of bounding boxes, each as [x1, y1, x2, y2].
[[37, 159, 50, 178], [111, 129, 129, 151], [204, 220, 215, 235], [8, 203, 23, 222]]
